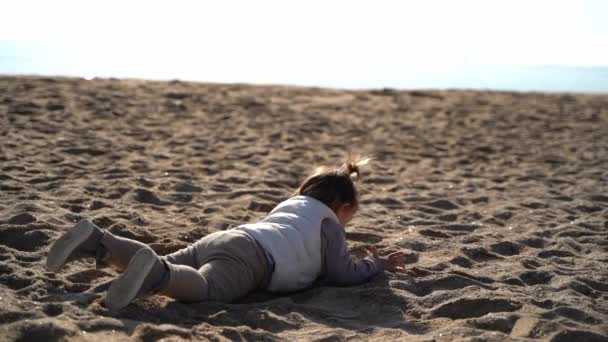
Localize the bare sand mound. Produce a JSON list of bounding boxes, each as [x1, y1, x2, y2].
[[0, 76, 607, 341]]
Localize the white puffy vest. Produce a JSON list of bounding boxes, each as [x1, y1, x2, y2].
[[235, 195, 339, 292]]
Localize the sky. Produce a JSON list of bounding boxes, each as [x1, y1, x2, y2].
[[1, 0, 607, 91]]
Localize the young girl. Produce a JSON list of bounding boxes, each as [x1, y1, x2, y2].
[[46, 160, 406, 311]]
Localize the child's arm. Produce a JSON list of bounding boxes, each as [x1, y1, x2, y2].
[[320, 219, 384, 286]]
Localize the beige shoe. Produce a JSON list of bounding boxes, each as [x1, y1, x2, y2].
[[46, 219, 102, 272], [105, 247, 158, 311]]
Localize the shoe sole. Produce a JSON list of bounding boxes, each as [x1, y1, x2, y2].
[[105, 247, 156, 311], [46, 219, 96, 272]]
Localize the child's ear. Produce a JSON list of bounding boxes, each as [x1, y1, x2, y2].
[[340, 203, 357, 215], [331, 201, 345, 212]]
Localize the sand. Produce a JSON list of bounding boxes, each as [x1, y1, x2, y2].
[[0, 75, 607, 341]]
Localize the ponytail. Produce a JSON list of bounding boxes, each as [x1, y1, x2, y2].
[[295, 156, 372, 210], [341, 157, 372, 180]]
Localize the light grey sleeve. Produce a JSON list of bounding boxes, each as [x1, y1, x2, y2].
[[320, 218, 384, 286]]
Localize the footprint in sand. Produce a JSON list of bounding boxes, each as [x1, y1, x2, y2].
[[7, 213, 37, 225], [431, 297, 521, 319], [550, 330, 608, 342], [461, 246, 503, 262], [424, 199, 459, 211], [519, 270, 553, 285], [133, 188, 170, 206], [490, 241, 524, 256], [467, 314, 518, 334], [0, 226, 51, 252]]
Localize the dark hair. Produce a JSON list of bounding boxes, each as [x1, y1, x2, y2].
[[294, 159, 369, 211]]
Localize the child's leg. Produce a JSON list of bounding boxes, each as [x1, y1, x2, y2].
[[47, 219, 152, 272], [99, 231, 149, 271], [161, 229, 270, 302], [106, 246, 256, 309], [161, 258, 256, 302], [162, 231, 225, 268], [47, 219, 104, 272], [105, 229, 271, 309]]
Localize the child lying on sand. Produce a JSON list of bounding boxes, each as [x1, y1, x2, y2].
[[46, 159, 406, 311]]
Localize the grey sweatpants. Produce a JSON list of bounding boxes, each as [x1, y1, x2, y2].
[[101, 229, 272, 303]]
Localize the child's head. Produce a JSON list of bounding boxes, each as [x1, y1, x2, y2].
[[294, 158, 369, 226]]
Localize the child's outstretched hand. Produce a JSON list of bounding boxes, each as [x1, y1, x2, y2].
[[367, 245, 407, 272]]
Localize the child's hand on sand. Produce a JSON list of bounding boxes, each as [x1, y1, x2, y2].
[[367, 245, 406, 272]]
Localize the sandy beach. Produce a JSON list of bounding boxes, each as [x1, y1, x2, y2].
[[0, 75, 607, 341]]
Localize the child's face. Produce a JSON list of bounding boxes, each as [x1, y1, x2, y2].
[[336, 203, 357, 226]]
